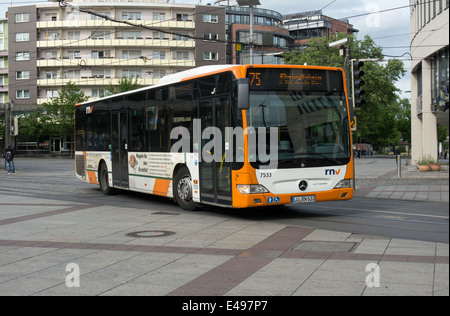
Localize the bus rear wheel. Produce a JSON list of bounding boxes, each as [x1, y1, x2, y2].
[[174, 167, 196, 211], [99, 163, 115, 195]]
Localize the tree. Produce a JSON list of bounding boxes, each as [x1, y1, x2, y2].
[[105, 77, 140, 96], [283, 33, 406, 151], [42, 82, 89, 138]]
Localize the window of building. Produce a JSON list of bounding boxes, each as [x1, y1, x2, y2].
[[91, 12, 110, 20], [153, 12, 166, 21], [44, 13, 57, 21], [91, 50, 111, 59], [16, 90, 30, 99], [122, 12, 142, 20], [46, 89, 58, 98], [153, 31, 168, 40], [15, 13, 30, 23], [91, 31, 110, 40], [68, 70, 80, 79], [16, 52, 30, 61], [92, 89, 106, 98], [176, 51, 189, 60], [122, 31, 142, 39], [203, 52, 218, 61], [203, 14, 218, 23], [177, 14, 189, 21], [45, 51, 57, 59], [122, 50, 142, 59], [92, 69, 111, 78], [204, 33, 218, 40], [68, 31, 80, 40], [68, 51, 81, 59], [174, 33, 190, 41], [122, 69, 142, 78], [16, 33, 30, 42], [16, 71, 30, 80], [46, 71, 58, 79], [152, 70, 166, 79], [153, 51, 166, 59]]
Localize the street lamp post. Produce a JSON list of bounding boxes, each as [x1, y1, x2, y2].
[[237, 0, 261, 65]]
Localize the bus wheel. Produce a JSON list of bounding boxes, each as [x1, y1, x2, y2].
[[99, 163, 115, 195], [174, 167, 196, 211]]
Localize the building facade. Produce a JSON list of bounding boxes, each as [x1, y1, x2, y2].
[[410, 0, 449, 164], [7, 0, 202, 111], [5, 0, 292, 152], [225, 5, 292, 64], [0, 17, 8, 104], [283, 10, 358, 49], [6, 0, 292, 113]]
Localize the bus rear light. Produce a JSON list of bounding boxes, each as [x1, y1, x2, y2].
[[334, 179, 353, 189], [237, 184, 269, 195]]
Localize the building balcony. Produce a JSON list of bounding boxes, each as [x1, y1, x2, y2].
[[37, 38, 195, 49], [37, 77, 160, 89], [36, 20, 195, 30], [37, 58, 195, 68]]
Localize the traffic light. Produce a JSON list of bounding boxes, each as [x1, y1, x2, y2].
[[353, 60, 365, 107]]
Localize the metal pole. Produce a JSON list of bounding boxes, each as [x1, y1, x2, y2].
[[249, 4, 254, 64], [397, 154, 401, 178], [5, 102, 10, 149]]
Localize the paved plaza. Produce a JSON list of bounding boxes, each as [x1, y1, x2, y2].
[[0, 157, 448, 296]]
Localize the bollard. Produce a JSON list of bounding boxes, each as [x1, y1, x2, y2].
[[397, 154, 401, 178]]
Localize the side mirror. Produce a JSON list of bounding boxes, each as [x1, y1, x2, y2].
[[237, 78, 250, 110]]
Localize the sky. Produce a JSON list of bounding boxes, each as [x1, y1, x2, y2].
[[0, 0, 412, 96]]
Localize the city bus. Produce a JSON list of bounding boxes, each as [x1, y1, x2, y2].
[[75, 64, 354, 210]]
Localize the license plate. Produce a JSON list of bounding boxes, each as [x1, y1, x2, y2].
[[291, 195, 316, 204]]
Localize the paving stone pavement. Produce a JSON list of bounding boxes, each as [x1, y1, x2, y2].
[[354, 157, 449, 203], [0, 157, 448, 298]]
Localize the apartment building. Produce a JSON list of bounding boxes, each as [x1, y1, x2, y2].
[[225, 5, 292, 64], [410, 0, 449, 164], [283, 10, 358, 48], [7, 0, 227, 111], [0, 17, 8, 104]]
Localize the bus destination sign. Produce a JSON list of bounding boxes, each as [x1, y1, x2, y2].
[[247, 68, 343, 92]]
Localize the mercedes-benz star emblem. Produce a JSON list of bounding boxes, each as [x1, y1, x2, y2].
[[299, 180, 308, 191]]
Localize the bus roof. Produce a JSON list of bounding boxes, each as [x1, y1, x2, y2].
[[77, 65, 242, 107], [76, 64, 343, 106]]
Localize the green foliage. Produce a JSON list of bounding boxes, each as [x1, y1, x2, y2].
[[37, 82, 88, 138], [438, 125, 448, 144], [283, 33, 407, 150], [105, 77, 140, 96]]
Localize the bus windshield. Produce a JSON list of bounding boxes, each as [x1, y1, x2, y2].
[[247, 89, 352, 169]]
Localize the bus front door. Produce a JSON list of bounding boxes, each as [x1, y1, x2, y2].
[[198, 96, 232, 206], [111, 111, 129, 189]]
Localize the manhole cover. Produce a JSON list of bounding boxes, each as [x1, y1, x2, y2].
[[126, 231, 176, 238], [293, 241, 356, 252]]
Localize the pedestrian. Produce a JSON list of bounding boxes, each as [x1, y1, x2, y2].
[[5, 144, 15, 175]]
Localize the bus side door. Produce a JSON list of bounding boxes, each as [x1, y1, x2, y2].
[[111, 111, 129, 189], [198, 96, 232, 206]]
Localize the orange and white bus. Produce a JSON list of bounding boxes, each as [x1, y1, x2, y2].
[[75, 64, 354, 210]]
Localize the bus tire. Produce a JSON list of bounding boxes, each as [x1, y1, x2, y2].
[[174, 166, 196, 211], [99, 163, 115, 195]]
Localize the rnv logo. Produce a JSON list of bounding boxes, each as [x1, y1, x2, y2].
[[325, 169, 341, 175]]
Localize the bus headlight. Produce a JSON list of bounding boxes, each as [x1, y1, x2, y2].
[[334, 179, 353, 189], [237, 184, 269, 195]]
